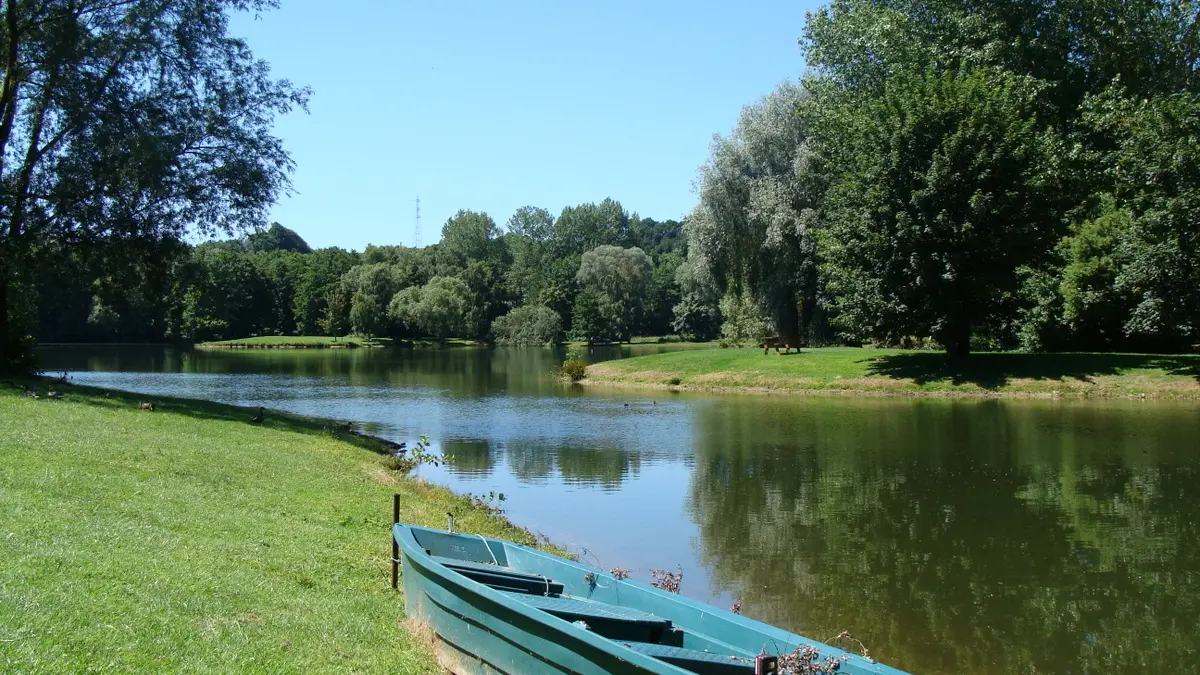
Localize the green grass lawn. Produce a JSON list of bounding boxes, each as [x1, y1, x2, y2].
[[196, 335, 387, 349], [0, 382, 543, 673], [585, 346, 1200, 398]]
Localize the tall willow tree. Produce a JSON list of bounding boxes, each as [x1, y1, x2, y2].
[[0, 0, 307, 371], [686, 81, 825, 346]]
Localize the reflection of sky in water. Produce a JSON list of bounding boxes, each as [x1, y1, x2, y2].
[[48, 346, 1200, 675], [61, 361, 728, 611]]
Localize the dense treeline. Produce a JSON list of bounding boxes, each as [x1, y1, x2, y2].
[[689, 0, 1200, 355], [34, 209, 697, 345], [9, 0, 1200, 364]]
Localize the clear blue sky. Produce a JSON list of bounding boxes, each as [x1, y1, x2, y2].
[[229, 1, 815, 251]]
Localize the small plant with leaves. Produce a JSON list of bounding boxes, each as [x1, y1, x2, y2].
[[650, 566, 683, 594], [467, 491, 507, 516], [559, 345, 588, 382], [383, 435, 450, 473]]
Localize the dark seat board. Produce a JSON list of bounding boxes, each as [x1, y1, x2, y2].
[[622, 641, 758, 675]]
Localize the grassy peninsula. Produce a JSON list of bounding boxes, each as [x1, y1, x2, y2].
[[195, 335, 385, 349], [584, 347, 1200, 399], [0, 382, 541, 673], [195, 336, 487, 349]]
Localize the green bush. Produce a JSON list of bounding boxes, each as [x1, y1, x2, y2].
[[559, 345, 588, 382], [491, 305, 563, 345], [560, 359, 588, 382]]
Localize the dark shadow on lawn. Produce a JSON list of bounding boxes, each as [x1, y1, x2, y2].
[[7, 378, 390, 455], [865, 352, 1200, 389]]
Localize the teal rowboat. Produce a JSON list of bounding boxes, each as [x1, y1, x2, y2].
[[393, 521, 914, 675]]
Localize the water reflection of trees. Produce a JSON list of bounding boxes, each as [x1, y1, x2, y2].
[[443, 438, 641, 489], [688, 398, 1200, 675]]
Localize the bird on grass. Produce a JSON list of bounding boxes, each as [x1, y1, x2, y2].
[[21, 385, 38, 399], [249, 407, 264, 425], [46, 391, 63, 400], [139, 402, 154, 411]]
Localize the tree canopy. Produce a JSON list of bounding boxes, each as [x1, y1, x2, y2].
[[0, 0, 307, 370]]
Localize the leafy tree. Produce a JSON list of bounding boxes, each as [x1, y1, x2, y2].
[[552, 199, 633, 258], [802, 0, 1200, 118], [349, 290, 386, 339], [575, 245, 653, 342], [686, 81, 825, 346], [816, 67, 1060, 355], [388, 276, 469, 342], [1058, 204, 1135, 350], [320, 285, 350, 339], [292, 248, 359, 335], [1078, 89, 1200, 350], [438, 210, 503, 270], [0, 0, 307, 371], [460, 259, 511, 339], [246, 223, 312, 254], [642, 252, 684, 336], [569, 290, 619, 344], [505, 206, 556, 305], [630, 217, 686, 257], [491, 305, 563, 345], [672, 258, 722, 341], [341, 263, 404, 304], [718, 292, 769, 347], [250, 250, 305, 335], [506, 205, 555, 243], [176, 247, 271, 341], [361, 245, 436, 288]]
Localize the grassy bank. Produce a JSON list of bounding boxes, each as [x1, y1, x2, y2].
[[0, 382, 544, 673], [196, 335, 386, 349], [584, 346, 1200, 398]]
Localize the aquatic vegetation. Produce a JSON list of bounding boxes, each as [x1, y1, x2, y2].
[[649, 567, 683, 594]]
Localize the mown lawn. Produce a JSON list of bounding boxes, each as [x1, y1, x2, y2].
[[584, 346, 1200, 398], [0, 382, 539, 673]]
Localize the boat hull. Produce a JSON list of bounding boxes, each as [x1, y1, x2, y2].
[[400, 535, 684, 674], [395, 523, 911, 675]]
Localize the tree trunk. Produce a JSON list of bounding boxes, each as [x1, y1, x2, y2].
[[943, 320, 972, 358], [778, 297, 802, 348], [0, 274, 10, 372]]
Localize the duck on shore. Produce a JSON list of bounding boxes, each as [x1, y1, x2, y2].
[[249, 407, 264, 425]]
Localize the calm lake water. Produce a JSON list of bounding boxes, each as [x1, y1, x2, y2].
[[39, 345, 1200, 675]]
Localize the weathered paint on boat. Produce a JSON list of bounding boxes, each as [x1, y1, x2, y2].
[[394, 523, 914, 675]]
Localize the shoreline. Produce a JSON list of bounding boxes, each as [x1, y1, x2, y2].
[[579, 376, 1188, 400], [583, 347, 1200, 401], [195, 342, 372, 349]]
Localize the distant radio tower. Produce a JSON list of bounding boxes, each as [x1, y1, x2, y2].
[[414, 196, 422, 247]]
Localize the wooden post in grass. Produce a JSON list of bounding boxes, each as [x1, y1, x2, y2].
[[392, 493, 400, 590]]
